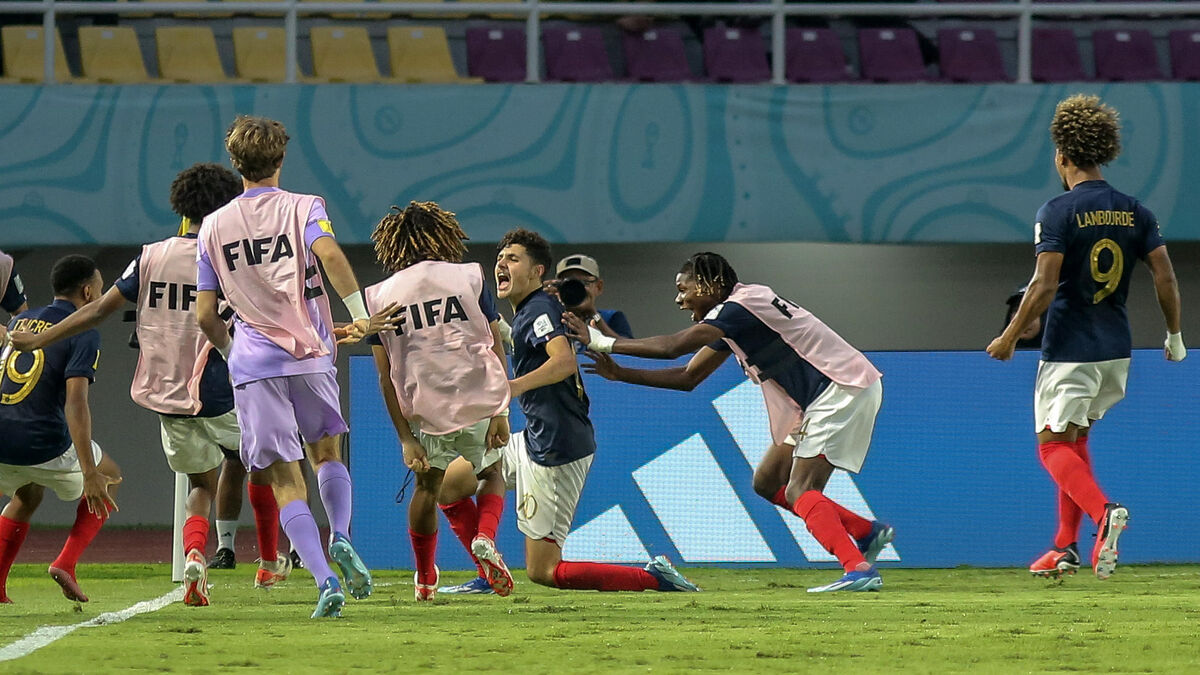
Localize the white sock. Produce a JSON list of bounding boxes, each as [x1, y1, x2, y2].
[[216, 520, 238, 552]]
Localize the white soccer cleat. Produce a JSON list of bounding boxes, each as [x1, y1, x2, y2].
[[470, 535, 514, 597], [183, 550, 210, 607], [415, 565, 440, 602]]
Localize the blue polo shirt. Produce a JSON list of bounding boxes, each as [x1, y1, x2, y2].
[[512, 289, 595, 466], [0, 300, 101, 465], [598, 309, 633, 339], [1035, 180, 1165, 363]]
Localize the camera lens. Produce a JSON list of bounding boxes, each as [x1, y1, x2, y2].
[[558, 278, 589, 308]]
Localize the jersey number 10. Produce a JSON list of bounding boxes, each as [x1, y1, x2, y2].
[[1089, 238, 1124, 304]]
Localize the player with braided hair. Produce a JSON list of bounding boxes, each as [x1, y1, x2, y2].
[[364, 201, 515, 600], [568, 251, 894, 593]]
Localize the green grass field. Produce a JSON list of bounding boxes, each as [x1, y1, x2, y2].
[[2, 563, 1198, 673]]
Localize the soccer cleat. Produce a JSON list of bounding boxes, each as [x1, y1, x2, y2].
[[645, 555, 700, 592], [329, 532, 373, 600], [857, 521, 895, 565], [182, 550, 210, 607], [1093, 503, 1129, 580], [311, 576, 345, 618], [1029, 544, 1080, 579], [255, 552, 294, 590], [415, 565, 440, 602], [290, 549, 304, 570], [807, 567, 883, 593], [48, 566, 88, 603], [470, 535, 514, 597], [209, 547, 236, 570], [437, 576, 495, 595]]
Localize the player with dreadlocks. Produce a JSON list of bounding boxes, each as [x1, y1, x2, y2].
[[364, 201, 515, 600], [567, 251, 894, 593]]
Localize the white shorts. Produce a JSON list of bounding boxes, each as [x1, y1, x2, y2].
[[1034, 358, 1130, 433], [159, 410, 240, 475], [784, 379, 882, 474], [0, 441, 104, 501], [500, 431, 593, 545], [415, 419, 502, 472]]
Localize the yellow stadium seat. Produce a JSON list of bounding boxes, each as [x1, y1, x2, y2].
[[156, 26, 230, 82], [310, 26, 383, 83], [233, 27, 287, 82], [79, 26, 154, 84], [1, 26, 75, 83], [301, 0, 387, 19], [387, 26, 481, 83]]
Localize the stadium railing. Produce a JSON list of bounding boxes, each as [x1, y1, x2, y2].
[[3, 2, 1197, 85]]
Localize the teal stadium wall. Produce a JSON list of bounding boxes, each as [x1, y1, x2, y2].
[[3, 82, 1200, 246]]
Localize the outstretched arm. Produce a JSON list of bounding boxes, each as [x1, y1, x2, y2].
[[564, 312, 725, 360], [10, 286, 127, 352], [584, 346, 731, 391], [988, 252, 1063, 361], [66, 377, 119, 517], [311, 236, 370, 342], [1146, 245, 1185, 360]]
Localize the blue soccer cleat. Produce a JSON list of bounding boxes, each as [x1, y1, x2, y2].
[[311, 576, 345, 618], [645, 555, 700, 592], [328, 532, 373, 600], [857, 521, 895, 565], [807, 567, 883, 593], [438, 576, 495, 595]]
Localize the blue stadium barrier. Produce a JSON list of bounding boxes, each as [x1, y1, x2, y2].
[[349, 349, 1199, 570]]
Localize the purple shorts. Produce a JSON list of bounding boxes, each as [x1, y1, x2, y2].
[[233, 371, 349, 471]]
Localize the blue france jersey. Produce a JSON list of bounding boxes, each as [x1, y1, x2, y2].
[[512, 289, 595, 467], [1035, 180, 1165, 362], [0, 300, 101, 465]]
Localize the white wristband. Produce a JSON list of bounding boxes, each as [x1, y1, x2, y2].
[[587, 325, 616, 353], [342, 291, 370, 322], [496, 317, 514, 350], [1165, 332, 1187, 362]]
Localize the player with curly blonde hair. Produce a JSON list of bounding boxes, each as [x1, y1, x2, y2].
[[989, 94, 1185, 581]]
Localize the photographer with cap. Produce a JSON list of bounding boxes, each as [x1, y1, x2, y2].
[[548, 254, 634, 339]]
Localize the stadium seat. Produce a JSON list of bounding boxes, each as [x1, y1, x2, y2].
[[79, 26, 153, 84], [310, 26, 382, 83], [156, 26, 230, 83], [703, 26, 770, 83], [1093, 29, 1161, 81], [465, 26, 526, 82], [1, 26, 75, 83], [387, 26, 482, 83], [937, 28, 1008, 82], [1032, 28, 1087, 82], [623, 28, 693, 82], [1169, 30, 1200, 81], [543, 26, 613, 82], [785, 28, 850, 83], [858, 28, 928, 82], [233, 27, 289, 82]]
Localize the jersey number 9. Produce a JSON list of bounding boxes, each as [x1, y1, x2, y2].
[[0, 346, 45, 405], [1089, 238, 1124, 304]]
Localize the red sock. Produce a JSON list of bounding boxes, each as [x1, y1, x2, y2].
[[793, 491, 867, 573], [247, 483, 279, 560], [51, 500, 107, 575], [1038, 440, 1107, 525], [410, 530, 438, 585], [439, 499, 485, 578], [0, 516, 30, 598], [770, 486, 790, 509], [1052, 438, 1091, 549], [183, 515, 209, 556], [476, 494, 504, 542], [552, 561, 659, 591], [827, 501, 874, 541]]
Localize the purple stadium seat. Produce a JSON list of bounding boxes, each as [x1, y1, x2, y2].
[[703, 26, 770, 83], [1032, 28, 1087, 82], [1093, 29, 1161, 81], [938, 28, 1008, 82], [543, 26, 613, 82], [465, 26, 526, 82], [1169, 30, 1200, 81], [858, 28, 927, 82], [785, 28, 849, 83], [623, 28, 693, 82]]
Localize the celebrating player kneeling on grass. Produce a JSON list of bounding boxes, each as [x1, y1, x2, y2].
[[987, 94, 1186, 580], [364, 202, 515, 601], [195, 115, 396, 618], [0, 255, 122, 604], [567, 252, 892, 593], [483, 228, 697, 594]]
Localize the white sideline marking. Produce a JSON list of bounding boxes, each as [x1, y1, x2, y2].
[[0, 587, 183, 663]]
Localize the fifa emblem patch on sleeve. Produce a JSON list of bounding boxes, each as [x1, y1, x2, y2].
[[533, 313, 554, 338], [317, 219, 335, 235], [705, 304, 724, 321]]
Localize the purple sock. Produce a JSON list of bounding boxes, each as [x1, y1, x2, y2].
[[317, 461, 353, 539], [279, 500, 336, 586]]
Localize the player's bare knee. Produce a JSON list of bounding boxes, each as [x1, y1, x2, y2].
[[752, 468, 780, 500], [526, 565, 557, 587]]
